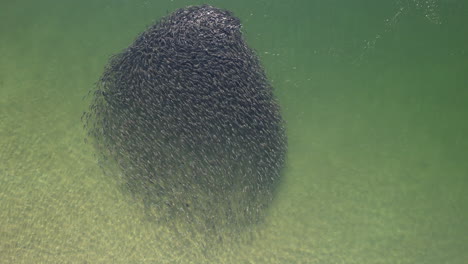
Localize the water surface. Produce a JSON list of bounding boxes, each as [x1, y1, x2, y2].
[[1, 0, 467, 263]]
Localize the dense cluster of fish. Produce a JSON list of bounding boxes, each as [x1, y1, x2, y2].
[[84, 5, 286, 231]]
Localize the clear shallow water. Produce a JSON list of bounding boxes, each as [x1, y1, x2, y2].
[[1, 0, 467, 263]]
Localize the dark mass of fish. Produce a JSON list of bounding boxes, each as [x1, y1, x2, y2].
[[84, 5, 286, 230]]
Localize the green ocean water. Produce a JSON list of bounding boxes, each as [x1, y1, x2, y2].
[[1, 0, 467, 263]]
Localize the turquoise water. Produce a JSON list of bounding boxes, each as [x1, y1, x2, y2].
[[1, 0, 467, 263]]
